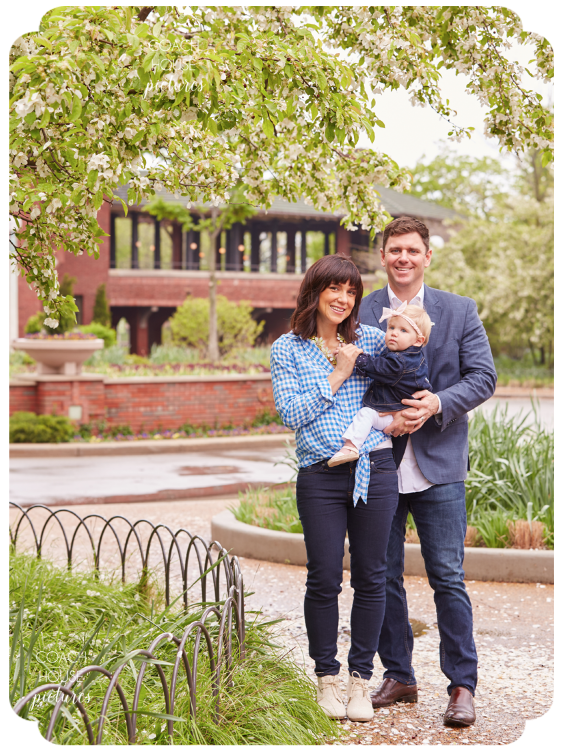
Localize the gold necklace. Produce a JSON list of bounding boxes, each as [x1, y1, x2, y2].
[[310, 333, 346, 366]]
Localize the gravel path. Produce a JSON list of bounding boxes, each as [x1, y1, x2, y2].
[[10, 496, 554, 746]]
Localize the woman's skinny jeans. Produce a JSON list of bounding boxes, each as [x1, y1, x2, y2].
[[296, 448, 399, 680]]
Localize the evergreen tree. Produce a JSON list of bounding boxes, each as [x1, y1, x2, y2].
[[92, 284, 111, 327]]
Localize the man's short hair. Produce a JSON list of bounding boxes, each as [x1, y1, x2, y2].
[[382, 216, 430, 253]]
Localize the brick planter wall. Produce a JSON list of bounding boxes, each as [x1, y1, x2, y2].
[[10, 383, 38, 414], [10, 374, 275, 432]]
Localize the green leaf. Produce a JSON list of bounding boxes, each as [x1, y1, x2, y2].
[[134, 710, 186, 723], [325, 122, 335, 142], [87, 169, 98, 190], [38, 107, 50, 128], [142, 51, 156, 72], [262, 117, 274, 138], [69, 95, 82, 121]]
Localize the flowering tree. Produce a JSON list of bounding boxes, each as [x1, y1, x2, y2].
[[9, 5, 553, 327]]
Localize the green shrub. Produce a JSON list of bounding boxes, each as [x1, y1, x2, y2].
[[78, 322, 116, 348], [24, 312, 46, 334], [169, 295, 264, 357], [92, 282, 111, 327], [250, 408, 284, 427], [9, 412, 75, 443]]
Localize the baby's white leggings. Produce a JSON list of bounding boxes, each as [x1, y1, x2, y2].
[[342, 407, 394, 450]]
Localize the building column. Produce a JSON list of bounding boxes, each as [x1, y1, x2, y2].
[[186, 228, 200, 270], [270, 224, 278, 273], [251, 227, 261, 272], [286, 228, 296, 273], [136, 307, 152, 357], [324, 231, 331, 256], [172, 223, 183, 269], [300, 228, 307, 272], [131, 212, 139, 269], [336, 225, 351, 257], [228, 222, 242, 271], [110, 213, 116, 268], [153, 219, 161, 269]]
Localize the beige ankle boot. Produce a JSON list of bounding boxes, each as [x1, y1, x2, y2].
[[346, 671, 374, 722], [317, 675, 346, 719]]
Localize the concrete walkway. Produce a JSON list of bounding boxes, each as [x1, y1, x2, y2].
[[10, 495, 554, 747], [10, 444, 294, 507]]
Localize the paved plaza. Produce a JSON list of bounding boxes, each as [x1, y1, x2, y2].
[[10, 494, 554, 747], [9, 395, 554, 745]]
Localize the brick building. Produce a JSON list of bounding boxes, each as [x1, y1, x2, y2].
[[15, 186, 457, 354]]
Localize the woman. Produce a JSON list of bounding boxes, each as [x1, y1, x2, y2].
[[270, 254, 399, 723]]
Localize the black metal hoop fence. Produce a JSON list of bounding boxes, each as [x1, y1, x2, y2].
[[9, 502, 246, 744]]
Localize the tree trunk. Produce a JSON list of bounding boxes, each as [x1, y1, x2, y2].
[[207, 208, 220, 363]]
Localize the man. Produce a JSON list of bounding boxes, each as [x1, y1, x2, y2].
[[359, 216, 497, 726]]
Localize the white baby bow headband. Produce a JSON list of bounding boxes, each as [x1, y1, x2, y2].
[[379, 300, 424, 337]]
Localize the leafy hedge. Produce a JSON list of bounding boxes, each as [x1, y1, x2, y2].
[[9, 412, 74, 444]]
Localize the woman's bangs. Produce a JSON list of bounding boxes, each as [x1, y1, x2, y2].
[[326, 264, 362, 294]]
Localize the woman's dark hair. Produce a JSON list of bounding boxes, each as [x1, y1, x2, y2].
[[290, 254, 363, 342]]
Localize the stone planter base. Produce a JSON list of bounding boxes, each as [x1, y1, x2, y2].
[[13, 338, 104, 375], [211, 510, 554, 584]]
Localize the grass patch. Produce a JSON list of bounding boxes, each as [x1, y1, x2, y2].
[[10, 552, 342, 745], [494, 353, 553, 388], [233, 486, 301, 534]]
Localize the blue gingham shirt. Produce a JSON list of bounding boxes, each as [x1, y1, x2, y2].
[[270, 325, 389, 506]]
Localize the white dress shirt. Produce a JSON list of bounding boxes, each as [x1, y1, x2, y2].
[[386, 284, 440, 494]]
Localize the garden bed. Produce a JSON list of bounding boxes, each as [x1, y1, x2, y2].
[[231, 407, 554, 551], [9, 508, 340, 745]]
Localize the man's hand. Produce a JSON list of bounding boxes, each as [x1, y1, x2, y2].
[[400, 390, 440, 430], [379, 391, 440, 437], [379, 410, 411, 437]]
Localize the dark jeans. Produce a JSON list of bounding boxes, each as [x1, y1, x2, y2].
[[296, 448, 399, 680], [378, 482, 478, 695]]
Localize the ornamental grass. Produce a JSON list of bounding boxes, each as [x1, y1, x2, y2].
[[10, 552, 342, 745]]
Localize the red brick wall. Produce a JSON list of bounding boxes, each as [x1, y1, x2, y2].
[[10, 376, 275, 432], [104, 378, 275, 431], [9, 384, 37, 414], [107, 271, 302, 310], [35, 380, 106, 424]]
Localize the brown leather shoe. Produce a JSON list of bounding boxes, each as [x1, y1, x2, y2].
[[370, 678, 418, 708], [443, 687, 476, 727]]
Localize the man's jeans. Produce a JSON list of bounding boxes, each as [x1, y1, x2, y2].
[[296, 449, 399, 680], [378, 482, 478, 696]]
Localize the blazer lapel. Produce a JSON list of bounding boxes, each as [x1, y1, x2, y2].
[[369, 287, 391, 332], [422, 285, 443, 356]]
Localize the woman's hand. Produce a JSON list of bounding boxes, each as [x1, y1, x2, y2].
[[335, 343, 363, 378], [328, 343, 363, 394]]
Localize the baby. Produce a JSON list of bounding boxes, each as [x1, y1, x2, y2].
[[328, 302, 433, 466]]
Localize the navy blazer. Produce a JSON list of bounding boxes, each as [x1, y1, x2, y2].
[[359, 285, 497, 485], [355, 346, 432, 412]]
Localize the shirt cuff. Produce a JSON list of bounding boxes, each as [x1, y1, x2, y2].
[[435, 395, 443, 425]]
